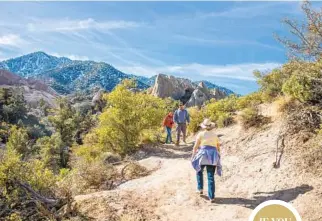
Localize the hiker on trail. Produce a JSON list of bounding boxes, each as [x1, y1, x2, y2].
[[191, 118, 222, 203], [163, 112, 174, 144], [173, 102, 190, 146]]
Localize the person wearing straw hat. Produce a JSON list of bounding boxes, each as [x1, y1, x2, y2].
[[191, 118, 222, 203]]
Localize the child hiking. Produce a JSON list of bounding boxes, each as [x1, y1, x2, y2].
[[191, 118, 222, 203], [162, 112, 174, 144]]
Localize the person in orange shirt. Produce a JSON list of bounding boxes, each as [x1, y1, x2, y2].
[[162, 112, 174, 144]]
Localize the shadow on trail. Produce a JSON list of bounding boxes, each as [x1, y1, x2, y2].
[[161, 143, 194, 152], [202, 184, 313, 209], [134, 143, 194, 160]]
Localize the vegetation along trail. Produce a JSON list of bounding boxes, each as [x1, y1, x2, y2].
[[74, 109, 322, 220]]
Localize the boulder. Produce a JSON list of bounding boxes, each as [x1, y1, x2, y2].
[[91, 89, 105, 106]]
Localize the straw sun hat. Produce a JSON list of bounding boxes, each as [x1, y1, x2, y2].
[[200, 118, 216, 129]]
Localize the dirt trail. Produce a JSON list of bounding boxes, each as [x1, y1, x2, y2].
[[75, 116, 322, 221]]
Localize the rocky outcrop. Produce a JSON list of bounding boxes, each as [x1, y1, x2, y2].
[[0, 69, 56, 96], [0, 69, 57, 108], [151, 74, 195, 100], [185, 82, 215, 107], [212, 88, 228, 100], [151, 74, 229, 107], [91, 89, 106, 112]]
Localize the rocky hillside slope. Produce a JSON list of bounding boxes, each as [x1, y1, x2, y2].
[[73, 105, 322, 221], [0, 69, 57, 108]]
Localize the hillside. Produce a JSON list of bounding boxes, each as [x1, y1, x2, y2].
[[0, 52, 234, 96], [0, 52, 149, 94], [36, 61, 149, 94], [73, 106, 322, 221]]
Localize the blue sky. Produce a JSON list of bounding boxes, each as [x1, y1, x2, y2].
[[0, 1, 315, 94]]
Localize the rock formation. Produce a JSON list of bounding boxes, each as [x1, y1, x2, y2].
[[151, 74, 229, 107], [151, 74, 195, 100], [185, 82, 215, 107], [0, 69, 57, 108]]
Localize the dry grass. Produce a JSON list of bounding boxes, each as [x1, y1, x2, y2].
[[300, 135, 322, 175], [71, 191, 159, 221], [121, 162, 149, 180], [118, 192, 160, 221], [276, 96, 299, 114]]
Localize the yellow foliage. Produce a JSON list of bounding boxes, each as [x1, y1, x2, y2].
[[80, 80, 168, 156], [203, 95, 237, 128], [187, 107, 205, 133], [236, 92, 263, 109], [0, 148, 57, 202]]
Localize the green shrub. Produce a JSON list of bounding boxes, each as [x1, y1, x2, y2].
[[254, 60, 322, 104], [140, 128, 164, 144], [203, 95, 238, 128], [282, 73, 313, 102], [4, 213, 23, 221], [0, 122, 10, 143], [254, 68, 287, 98], [48, 98, 79, 147], [236, 92, 264, 110], [187, 107, 205, 133], [34, 133, 64, 172], [87, 79, 167, 156], [216, 112, 234, 128], [74, 143, 105, 162], [0, 148, 57, 203], [240, 107, 270, 129], [6, 126, 29, 158], [0, 88, 28, 124]]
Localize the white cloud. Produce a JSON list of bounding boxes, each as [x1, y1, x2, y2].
[[117, 62, 282, 81], [199, 2, 295, 19], [51, 52, 89, 61], [0, 34, 24, 46], [27, 18, 141, 32], [174, 35, 283, 51]]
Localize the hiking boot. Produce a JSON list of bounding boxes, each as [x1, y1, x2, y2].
[[196, 190, 203, 195], [209, 198, 215, 203]]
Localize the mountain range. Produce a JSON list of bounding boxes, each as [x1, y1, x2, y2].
[[0, 51, 234, 95]]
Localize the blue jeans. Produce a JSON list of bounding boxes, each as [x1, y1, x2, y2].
[[197, 165, 216, 199], [165, 127, 172, 143]]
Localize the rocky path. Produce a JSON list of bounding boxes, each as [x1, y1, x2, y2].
[[74, 121, 322, 221]]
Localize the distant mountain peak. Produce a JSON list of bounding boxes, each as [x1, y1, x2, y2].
[[0, 51, 235, 97], [0, 51, 72, 77]]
